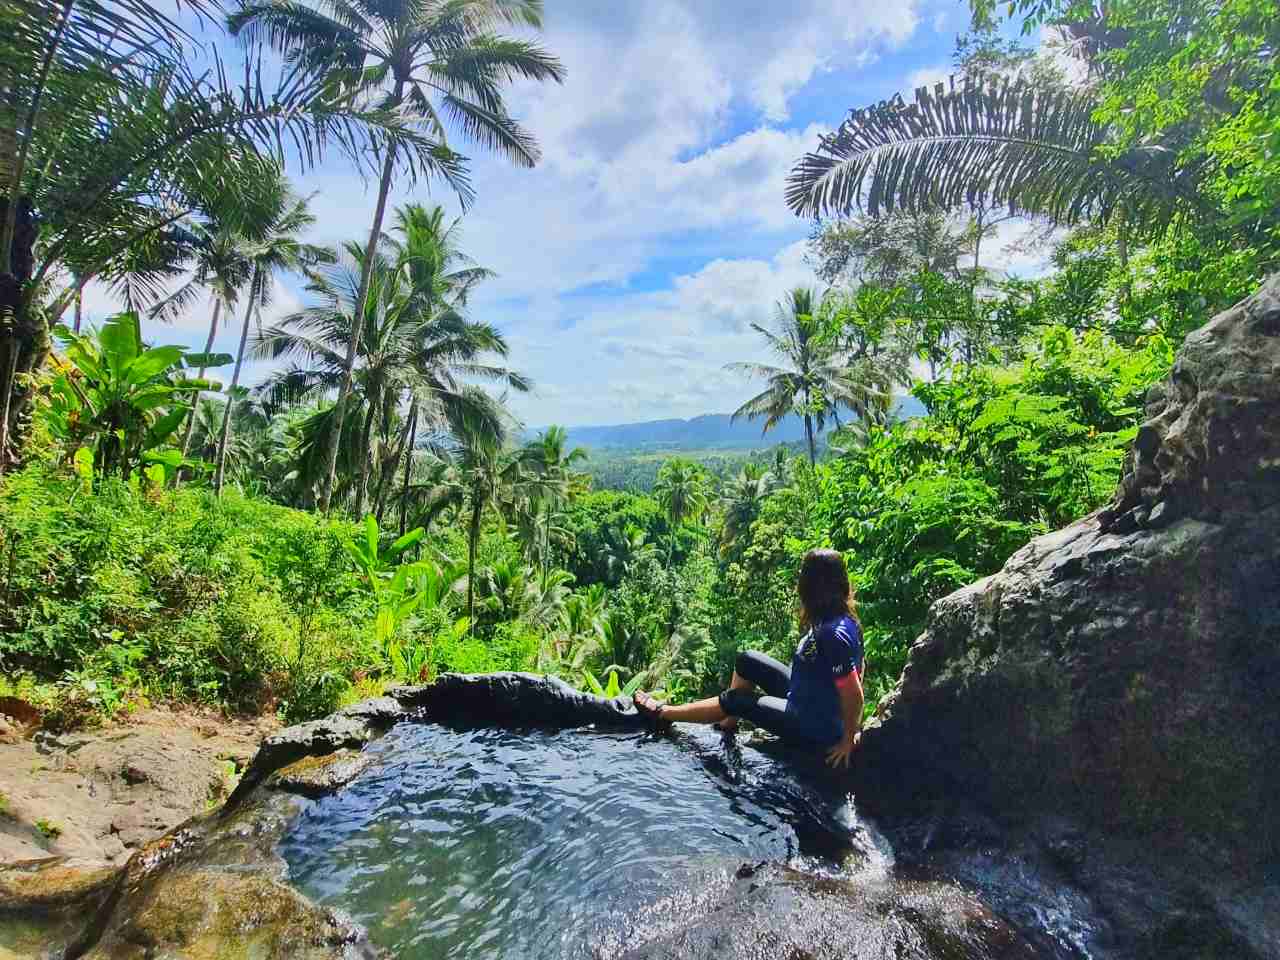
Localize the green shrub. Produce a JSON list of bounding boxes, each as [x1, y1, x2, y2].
[[0, 466, 375, 720]]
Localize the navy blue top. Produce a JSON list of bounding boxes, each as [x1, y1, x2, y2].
[[784, 615, 864, 746]]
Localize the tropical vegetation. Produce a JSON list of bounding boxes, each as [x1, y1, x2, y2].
[[0, 0, 1273, 734]]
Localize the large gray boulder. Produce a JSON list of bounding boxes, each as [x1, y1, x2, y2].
[[855, 276, 1280, 864]]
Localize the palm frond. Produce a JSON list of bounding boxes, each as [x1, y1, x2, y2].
[[786, 74, 1207, 236]]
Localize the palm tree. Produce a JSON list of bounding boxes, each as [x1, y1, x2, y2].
[[441, 393, 522, 631], [213, 185, 329, 495], [369, 204, 521, 520], [560, 583, 607, 662], [229, 0, 566, 514], [150, 225, 252, 482], [785, 75, 1209, 240], [516, 425, 588, 581], [652, 458, 708, 568], [255, 210, 526, 513], [719, 465, 775, 559], [728, 288, 883, 466], [1, 0, 450, 470]]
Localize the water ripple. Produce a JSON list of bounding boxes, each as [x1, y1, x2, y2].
[[278, 723, 864, 959]]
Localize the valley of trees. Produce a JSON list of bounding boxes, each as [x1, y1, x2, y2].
[[0, 0, 1275, 728]]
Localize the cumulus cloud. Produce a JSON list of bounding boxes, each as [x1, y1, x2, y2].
[[507, 241, 819, 425], [82, 0, 946, 425]]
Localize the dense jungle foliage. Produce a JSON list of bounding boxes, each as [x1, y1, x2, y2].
[[1, 0, 1275, 728]]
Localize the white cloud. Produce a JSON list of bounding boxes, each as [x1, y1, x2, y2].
[[79, 0, 940, 425], [508, 241, 819, 425], [906, 64, 953, 92]]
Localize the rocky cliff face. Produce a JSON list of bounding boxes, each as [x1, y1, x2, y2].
[[857, 276, 1280, 863]]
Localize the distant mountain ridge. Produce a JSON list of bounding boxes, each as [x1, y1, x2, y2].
[[531, 397, 926, 450]]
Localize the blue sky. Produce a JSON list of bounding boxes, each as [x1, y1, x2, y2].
[[87, 0, 1046, 427]]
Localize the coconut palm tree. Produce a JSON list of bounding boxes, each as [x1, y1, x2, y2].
[[719, 465, 775, 559], [367, 203, 520, 520], [0, 0, 451, 471], [439, 392, 521, 630], [516, 425, 588, 582], [213, 186, 329, 495], [652, 457, 708, 568], [229, 0, 566, 513], [728, 288, 886, 466], [150, 225, 253, 480], [255, 212, 526, 513]]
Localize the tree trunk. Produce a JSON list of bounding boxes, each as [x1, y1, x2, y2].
[[352, 392, 378, 518], [317, 84, 403, 515], [72, 275, 83, 334], [398, 404, 418, 537], [175, 298, 222, 486], [376, 398, 416, 524], [467, 496, 482, 634], [804, 413, 816, 467], [0, 338, 18, 469], [0, 283, 44, 473], [213, 279, 257, 495], [0, 0, 72, 270]]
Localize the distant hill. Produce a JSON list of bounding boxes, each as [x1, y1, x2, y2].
[[531, 396, 927, 451]]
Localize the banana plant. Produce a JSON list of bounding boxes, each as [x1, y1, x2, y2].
[[343, 515, 426, 587], [344, 515, 469, 680], [44, 313, 218, 481]]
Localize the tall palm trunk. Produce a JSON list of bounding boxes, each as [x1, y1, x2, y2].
[[352, 395, 378, 516], [72, 274, 84, 333], [0, 340, 18, 469], [466, 494, 483, 633], [317, 80, 404, 515], [398, 404, 418, 536], [176, 298, 223, 485], [213, 275, 258, 495], [803, 409, 816, 467], [375, 398, 416, 524]]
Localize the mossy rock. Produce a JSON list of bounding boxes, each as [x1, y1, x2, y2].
[[0, 858, 120, 960], [83, 870, 372, 960], [266, 749, 375, 798]]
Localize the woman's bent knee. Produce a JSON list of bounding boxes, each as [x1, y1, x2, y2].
[[719, 688, 757, 717]]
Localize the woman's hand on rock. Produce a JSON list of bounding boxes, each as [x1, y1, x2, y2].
[[825, 730, 860, 769]]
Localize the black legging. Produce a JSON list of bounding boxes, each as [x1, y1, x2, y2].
[[718, 651, 826, 747]]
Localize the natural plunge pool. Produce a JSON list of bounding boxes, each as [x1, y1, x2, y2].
[[278, 722, 883, 959]]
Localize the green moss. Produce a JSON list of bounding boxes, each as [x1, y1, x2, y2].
[[93, 871, 352, 960]]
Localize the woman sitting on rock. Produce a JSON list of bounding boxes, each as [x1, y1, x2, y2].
[[633, 548, 864, 769]]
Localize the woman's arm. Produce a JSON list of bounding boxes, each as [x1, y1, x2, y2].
[[825, 670, 864, 769]]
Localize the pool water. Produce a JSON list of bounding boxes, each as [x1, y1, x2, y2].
[[278, 723, 881, 959]]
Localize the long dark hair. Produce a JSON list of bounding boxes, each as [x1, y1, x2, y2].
[[797, 548, 858, 632]]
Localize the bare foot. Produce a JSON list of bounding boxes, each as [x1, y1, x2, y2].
[[632, 691, 671, 730]]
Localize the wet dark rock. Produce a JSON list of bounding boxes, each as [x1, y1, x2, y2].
[[1101, 274, 1280, 530], [81, 869, 372, 960], [391, 671, 646, 730], [226, 703, 401, 808], [0, 856, 119, 954], [616, 863, 1041, 960], [0, 857, 118, 911], [855, 277, 1280, 874]]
